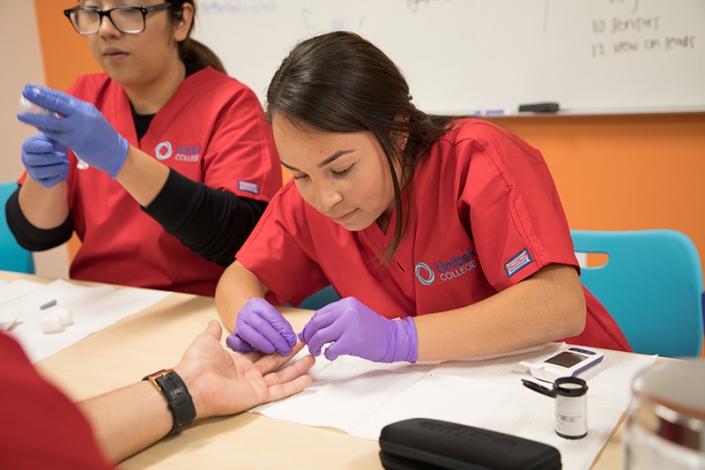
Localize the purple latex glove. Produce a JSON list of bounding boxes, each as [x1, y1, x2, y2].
[[298, 297, 418, 363], [225, 298, 297, 355], [21, 133, 70, 188], [17, 85, 128, 179]]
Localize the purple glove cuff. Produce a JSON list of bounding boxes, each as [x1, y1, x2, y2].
[[383, 316, 418, 363], [107, 136, 129, 179]]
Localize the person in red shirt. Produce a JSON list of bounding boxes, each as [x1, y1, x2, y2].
[[0, 322, 313, 469], [215, 31, 631, 363], [10, 0, 281, 296]]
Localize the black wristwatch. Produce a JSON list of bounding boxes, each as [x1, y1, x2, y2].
[[142, 369, 196, 435]]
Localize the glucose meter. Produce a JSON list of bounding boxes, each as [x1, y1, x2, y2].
[[520, 346, 604, 383]]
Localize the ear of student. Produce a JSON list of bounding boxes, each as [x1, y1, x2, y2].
[[174, 3, 195, 42]]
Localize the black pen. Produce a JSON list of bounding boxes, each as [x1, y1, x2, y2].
[[521, 379, 556, 398]]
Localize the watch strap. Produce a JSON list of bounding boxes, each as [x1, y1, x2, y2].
[[142, 369, 196, 435]]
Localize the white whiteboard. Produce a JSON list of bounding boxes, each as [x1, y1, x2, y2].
[[192, 0, 705, 114]]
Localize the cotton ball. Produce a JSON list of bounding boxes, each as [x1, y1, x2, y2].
[[19, 95, 53, 115], [52, 308, 72, 326], [41, 313, 63, 334]]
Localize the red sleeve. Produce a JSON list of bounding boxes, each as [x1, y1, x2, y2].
[[199, 79, 281, 202], [236, 182, 330, 306], [0, 333, 113, 470], [458, 123, 579, 292]]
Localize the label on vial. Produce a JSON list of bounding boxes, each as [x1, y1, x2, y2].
[[555, 394, 587, 438]]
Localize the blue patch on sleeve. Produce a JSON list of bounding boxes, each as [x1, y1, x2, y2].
[[504, 248, 533, 277], [238, 181, 260, 195]]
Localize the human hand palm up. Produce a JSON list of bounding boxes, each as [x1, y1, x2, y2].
[[175, 321, 314, 419]]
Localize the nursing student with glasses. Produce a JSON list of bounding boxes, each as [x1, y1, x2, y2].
[[216, 31, 631, 363], [10, 1, 281, 296]]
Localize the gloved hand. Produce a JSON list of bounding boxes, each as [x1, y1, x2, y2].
[[298, 297, 418, 363], [225, 298, 297, 355], [21, 133, 70, 188], [16, 84, 129, 179]]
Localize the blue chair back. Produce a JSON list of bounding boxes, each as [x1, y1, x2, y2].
[[298, 285, 341, 311], [572, 229, 703, 357], [0, 182, 35, 274]]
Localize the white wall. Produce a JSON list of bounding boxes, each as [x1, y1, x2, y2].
[[0, 1, 69, 279]]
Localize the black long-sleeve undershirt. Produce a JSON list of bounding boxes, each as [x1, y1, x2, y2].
[[5, 171, 267, 267], [142, 169, 267, 267], [5, 187, 73, 252]]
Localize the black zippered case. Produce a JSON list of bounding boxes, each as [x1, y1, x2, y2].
[[379, 418, 562, 470]]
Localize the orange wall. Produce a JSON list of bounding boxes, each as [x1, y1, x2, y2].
[[33, 0, 705, 275], [34, 0, 102, 91], [494, 114, 705, 274]]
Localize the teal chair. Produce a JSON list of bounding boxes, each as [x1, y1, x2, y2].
[[0, 182, 35, 274], [572, 229, 704, 357], [298, 285, 341, 310]]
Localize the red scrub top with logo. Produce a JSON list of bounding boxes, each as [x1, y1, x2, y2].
[[62, 68, 280, 296], [237, 119, 630, 351], [0, 332, 113, 470]]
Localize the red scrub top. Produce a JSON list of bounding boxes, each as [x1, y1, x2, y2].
[[53, 68, 280, 296], [0, 332, 113, 470], [237, 119, 631, 351]]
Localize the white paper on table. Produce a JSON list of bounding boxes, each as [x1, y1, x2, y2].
[[0, 279, 50, 330], [253, 343, 656, 470], [0, 279, 171, 363]]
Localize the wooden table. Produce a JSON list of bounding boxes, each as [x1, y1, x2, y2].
[[2, 271, 625, 469]]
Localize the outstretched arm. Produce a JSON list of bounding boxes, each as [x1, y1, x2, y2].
[[77, 320, 314, 463], [415, 264, 585, 360]]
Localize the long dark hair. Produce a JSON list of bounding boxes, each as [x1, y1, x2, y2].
[[168, 1, 227, 74], [266, 31, 458, 263]]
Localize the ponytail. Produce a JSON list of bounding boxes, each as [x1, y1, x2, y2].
[[170, 1, 227, 75], [179, 38, 227, 74]]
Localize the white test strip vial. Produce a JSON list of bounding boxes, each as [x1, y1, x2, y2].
[[553, 376, 588, 439]]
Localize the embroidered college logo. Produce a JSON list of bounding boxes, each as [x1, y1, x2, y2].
[[415, 247, 478, 286], [238, 181, 260, 195], [155, 141, 173, 160], [415, 262, 435, 286], [504, 248, 533, 277], [175, 144, 201, 162]]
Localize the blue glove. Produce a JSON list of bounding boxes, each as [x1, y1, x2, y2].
[[16, 85, 129, 179], [21, 133, 70, 188], [298, 297, 418, 363], [225, 298, 297, 355]]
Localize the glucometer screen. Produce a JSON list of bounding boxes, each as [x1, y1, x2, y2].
[[545, 352, 585, 368]]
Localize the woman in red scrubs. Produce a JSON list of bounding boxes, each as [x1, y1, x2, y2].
[[216, 31, 631, 363], [12, 1, 280, 296]]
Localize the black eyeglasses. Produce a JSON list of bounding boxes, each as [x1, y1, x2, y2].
[[63, 3, 172, 35]]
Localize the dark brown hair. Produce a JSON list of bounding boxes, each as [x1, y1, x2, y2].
[[168, 1, 227, 74], [265, 31, 460, 263]]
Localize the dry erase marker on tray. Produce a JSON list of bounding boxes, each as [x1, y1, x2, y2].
[[473, 109, 513, 116]]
